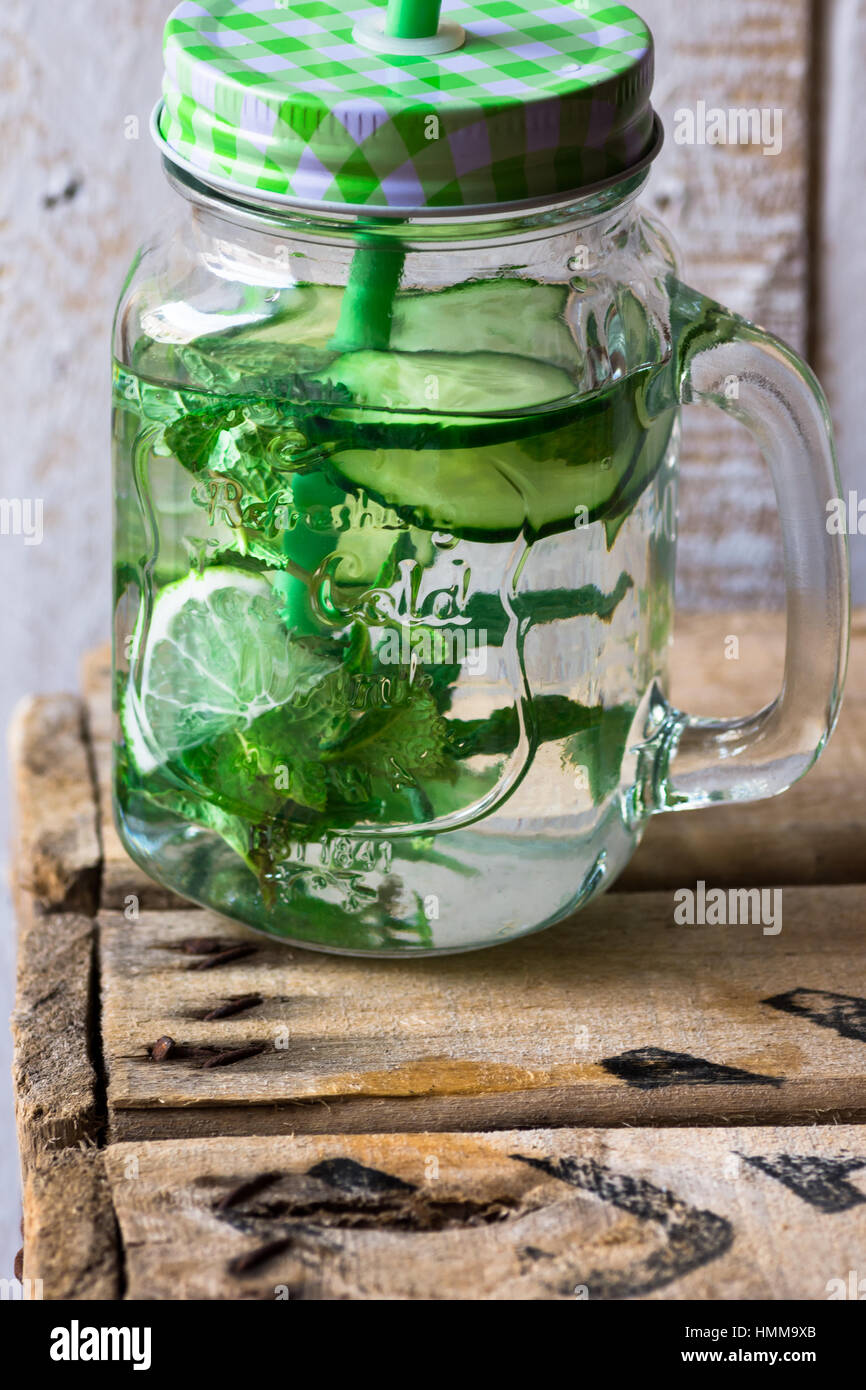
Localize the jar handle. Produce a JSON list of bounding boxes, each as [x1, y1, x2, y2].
[[645, 282, 849, 814]]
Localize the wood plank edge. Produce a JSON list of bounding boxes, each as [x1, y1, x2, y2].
[[106, 1083, 866, 1142], [21, 1149, 122, 1301], [10, 694, 118, 1292], [9, 693, 103, 916]]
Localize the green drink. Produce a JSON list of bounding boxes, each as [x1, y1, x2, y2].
[[112, 0, 846, 953], [113, 282, 678, 951]]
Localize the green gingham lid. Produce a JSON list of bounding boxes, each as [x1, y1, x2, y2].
[[156, 0, 660, 212]]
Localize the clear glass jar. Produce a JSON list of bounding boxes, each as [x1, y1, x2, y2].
[[112, 164, 848, 955]]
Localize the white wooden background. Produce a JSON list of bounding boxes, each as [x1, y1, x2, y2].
[[1, 0, 865, 1278]]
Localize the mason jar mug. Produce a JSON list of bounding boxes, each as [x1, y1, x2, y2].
[[112, 0, 848, 954]]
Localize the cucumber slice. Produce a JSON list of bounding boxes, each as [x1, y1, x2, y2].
[[327, 439, 617, 538], [235, 284, 342, 348], [323, 366, 671, 540], [207, 279, 574, 370], [390, 278, 576, 372], [314, 349, 575, 413]]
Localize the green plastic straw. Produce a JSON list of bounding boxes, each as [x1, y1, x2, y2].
[[330, 1, 444, 353], [385, 0, 443, 39], [330, 235, 406, 353]]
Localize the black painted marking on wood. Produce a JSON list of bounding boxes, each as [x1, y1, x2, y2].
[[512, 1153, 734, 1300], [763, 988, 866, 1043], [599, 1046, 781, 1089], [307, 1157, 417, 1196], [743, 1153, 866, 1213], [214, 1159, 520, 1241]]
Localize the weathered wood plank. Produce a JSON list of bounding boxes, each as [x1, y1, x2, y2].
[[9, 693, 103, 1169], [11, 899, 101, 1170], [22, 1149, 120, 1301], [105, 1124, 866, 1300], [101, 886, 866, 1139], [79, 645, 192, 912], [9, 691, 118, 1297], [623, 609, 866, 888], [639, 0, 812, 608], [9, 694, 101, 914]]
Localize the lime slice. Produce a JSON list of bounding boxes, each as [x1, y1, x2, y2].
[[122, 566, 335, 774]]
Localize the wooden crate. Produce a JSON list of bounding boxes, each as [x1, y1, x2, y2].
[[9, 613, 866, 1300]]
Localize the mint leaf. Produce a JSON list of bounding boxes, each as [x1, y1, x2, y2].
[[174, 341, 347, 401], [322, 676, 454, 785], [159, 357, 353, 573]]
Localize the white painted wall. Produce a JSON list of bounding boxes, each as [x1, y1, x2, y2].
[[639, 0, 810, 609], [0, 0, 863, 1286]]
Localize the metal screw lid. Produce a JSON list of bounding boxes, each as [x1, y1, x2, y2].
[[155, 0, 661, 213]]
